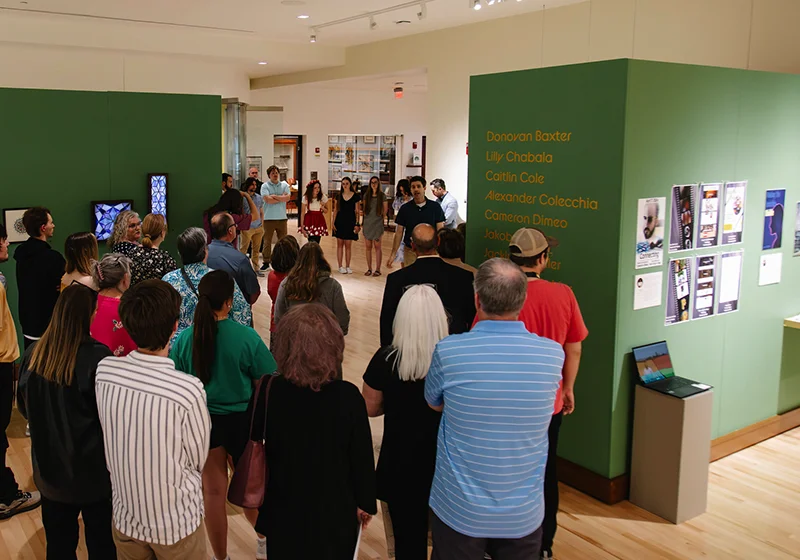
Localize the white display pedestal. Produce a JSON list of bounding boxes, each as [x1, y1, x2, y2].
[[629, 384, 713, 524]]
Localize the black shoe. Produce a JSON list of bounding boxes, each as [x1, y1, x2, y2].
[[260, 262, 270, 271], [0, 490, 41, 519]]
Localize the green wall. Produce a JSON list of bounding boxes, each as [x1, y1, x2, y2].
[[613, 60, 800, 477], [468, 59, 800, 480], [0, 88, 222, 349], [467, 60, 629, 477]]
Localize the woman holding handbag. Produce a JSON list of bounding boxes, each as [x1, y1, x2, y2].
[[169, 270, 277, 560], [253, 304, 376, 559]]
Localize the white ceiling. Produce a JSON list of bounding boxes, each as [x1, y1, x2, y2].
[[0, 0, 584, 77]]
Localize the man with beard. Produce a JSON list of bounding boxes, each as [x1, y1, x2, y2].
[[641, 200, 663, 249]]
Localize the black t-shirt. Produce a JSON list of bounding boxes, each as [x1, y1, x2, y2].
[[395, 198, 446, 248], [362, 346, 441, 501]]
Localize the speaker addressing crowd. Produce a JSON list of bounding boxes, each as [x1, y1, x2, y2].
[[0, 175, 587, 560]]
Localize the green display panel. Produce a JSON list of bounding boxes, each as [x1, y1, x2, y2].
[[0, 87, 222, 350], [467, 60, 629, 477]]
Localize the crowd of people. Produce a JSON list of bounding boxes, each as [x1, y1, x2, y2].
[[0, 170, 587, 560]]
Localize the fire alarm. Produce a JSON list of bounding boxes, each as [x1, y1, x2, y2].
[[413, 141, 418, 150], [394, 82, 404, 99], [315, 147, 320, 154]]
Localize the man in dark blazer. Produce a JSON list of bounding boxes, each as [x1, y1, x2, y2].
[[380, 224, 476, 346]]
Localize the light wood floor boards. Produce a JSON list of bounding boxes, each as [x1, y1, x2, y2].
[[2, 226, 799, 559]]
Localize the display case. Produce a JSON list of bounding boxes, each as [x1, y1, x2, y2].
[[328, 134, 400, 195]]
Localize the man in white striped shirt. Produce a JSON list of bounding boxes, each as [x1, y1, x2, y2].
[[425, 259, 563, 560], [95, 279, 211, 559]]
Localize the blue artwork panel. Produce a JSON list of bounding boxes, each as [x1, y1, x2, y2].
[[93, 201, 132, 241], [150, 175, 167, 217]]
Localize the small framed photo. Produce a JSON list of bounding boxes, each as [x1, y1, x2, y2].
[[3, 208, 30, 243], [382, 135, 395, 145], [364, 135, 376, 144]]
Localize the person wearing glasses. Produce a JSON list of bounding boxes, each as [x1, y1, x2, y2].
[[207, 212, 261, 305], [108, 210, 143, 260], [17, 284, 116, 558]]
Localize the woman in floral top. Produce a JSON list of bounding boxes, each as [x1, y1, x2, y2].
[[130, 214, 178, 285], [162, 227, 252, 342], [89, 253, 137, 357], [108, 210, 143, 260]]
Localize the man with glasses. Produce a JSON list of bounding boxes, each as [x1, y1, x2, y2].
[[207, 213, 261, 305]]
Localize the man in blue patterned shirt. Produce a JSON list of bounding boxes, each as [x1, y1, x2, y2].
[[425, 258, 563, 560], [162, 227, 251, 343]]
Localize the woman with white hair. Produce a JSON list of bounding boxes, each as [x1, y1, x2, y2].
[[361, 285, 448, 560]]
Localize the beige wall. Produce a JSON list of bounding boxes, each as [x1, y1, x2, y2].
[[252, 0, 800, 213]]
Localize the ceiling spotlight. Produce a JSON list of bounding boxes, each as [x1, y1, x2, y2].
[[418, 1, 427, 20], [487, 0, 496, 4], [310, 30, 317, 42], [473, 0, 482, 10], [258, 61, 268, 65], [297, 14, 310, 19], [369, 15, 377, 30]]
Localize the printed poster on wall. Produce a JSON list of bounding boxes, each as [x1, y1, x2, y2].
[[693, 255, 716, 319], [635, 197, 665, 269], [722, 181, 747, 245], [795, 203, 800, 257], [762, 189, 786, 250], [669, 184, 696, 252], [697, 183, 721, 248], [665, 258, 692, 326], [717, 250, 743, 315]]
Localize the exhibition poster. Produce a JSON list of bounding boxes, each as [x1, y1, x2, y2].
[[697, 183, 721, 248], [693, 255, 716, 319], [669, 184, 696, 252], [795, 202, 800, 256], [762, 189, 786, 250], [717, 251, 743, 315], [758, 253, 782, 286], [722, 181, 747, 245], [633, 272, 663, 311], [636, 197, 665, 269], [665, 258, 692, 326]]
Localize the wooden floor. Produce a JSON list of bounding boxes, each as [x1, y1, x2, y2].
[[2, 225, 800, 559]]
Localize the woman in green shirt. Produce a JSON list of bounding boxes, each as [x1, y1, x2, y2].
[[170, 270, 276, 560]]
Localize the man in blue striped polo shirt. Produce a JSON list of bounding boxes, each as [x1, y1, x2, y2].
[[425, 258, 564, 559]]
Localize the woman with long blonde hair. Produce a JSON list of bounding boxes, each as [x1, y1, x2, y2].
[[107, 210, 142, 260], [361, 285, 448, 560], [18, 284, 116, 558], [362, 176, 388, 277], [130, 214, 177, 284]]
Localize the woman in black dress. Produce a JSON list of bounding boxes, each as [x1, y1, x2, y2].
[[332, 176, 361, 274], [255, 303, 376, 559], [361, 285, 449, 560]]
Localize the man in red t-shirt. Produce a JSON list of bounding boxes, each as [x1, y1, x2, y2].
[[475, 228, 588, 560]]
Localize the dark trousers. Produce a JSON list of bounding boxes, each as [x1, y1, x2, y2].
[[541, 411, 563, 553], [387, 498, 430, 560], [41, 496, 116, 560], [431, 514, 542, 560], [0, 362, 19, 503]]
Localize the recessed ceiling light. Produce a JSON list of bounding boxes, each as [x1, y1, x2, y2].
[[395, 20, 411, 25], [297, 14, 310, 19], [258, 61, 268, 65]]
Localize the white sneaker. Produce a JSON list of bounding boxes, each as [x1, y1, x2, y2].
[[338, 267, 347, 274], [346, 267, 353, 274], [256, 536, 267, 560]]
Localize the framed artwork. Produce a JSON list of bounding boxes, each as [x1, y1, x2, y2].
[[364, 135, 376, 144], [2, 208, 30, 243], [91, 200, 133, 242], [148, 173, 168, 219], [382, 135, 395, 145]]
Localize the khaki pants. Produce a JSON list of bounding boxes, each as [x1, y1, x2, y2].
[[403, 247, 417, 267], [261, 219, 288, 264], [240, 225, 265, 270], [112, 523, 206, 560]]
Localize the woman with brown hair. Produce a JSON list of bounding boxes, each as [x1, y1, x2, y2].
[[331, 176, 361, 274], [61, 232, 99, 291], [362, 175, 388, 277], [274, 242, 349, 335], [18, 284, 116, 558], [130, 214, 178, 285], [300, 180, 329, 244], [254, 304, 376, 559]]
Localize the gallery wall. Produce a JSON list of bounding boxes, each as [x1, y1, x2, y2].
[[0, 87, 222, 348], [612, 61, 800, 478]]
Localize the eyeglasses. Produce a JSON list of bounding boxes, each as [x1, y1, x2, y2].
[[128, 222, 142, 228]]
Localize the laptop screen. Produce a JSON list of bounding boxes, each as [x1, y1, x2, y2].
[[632, 341, 675, 384]]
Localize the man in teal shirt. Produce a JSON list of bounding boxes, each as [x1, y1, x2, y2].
[[260, 165, 291, 270]]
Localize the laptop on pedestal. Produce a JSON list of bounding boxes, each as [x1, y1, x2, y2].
[[632, 341, 711, 399]]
